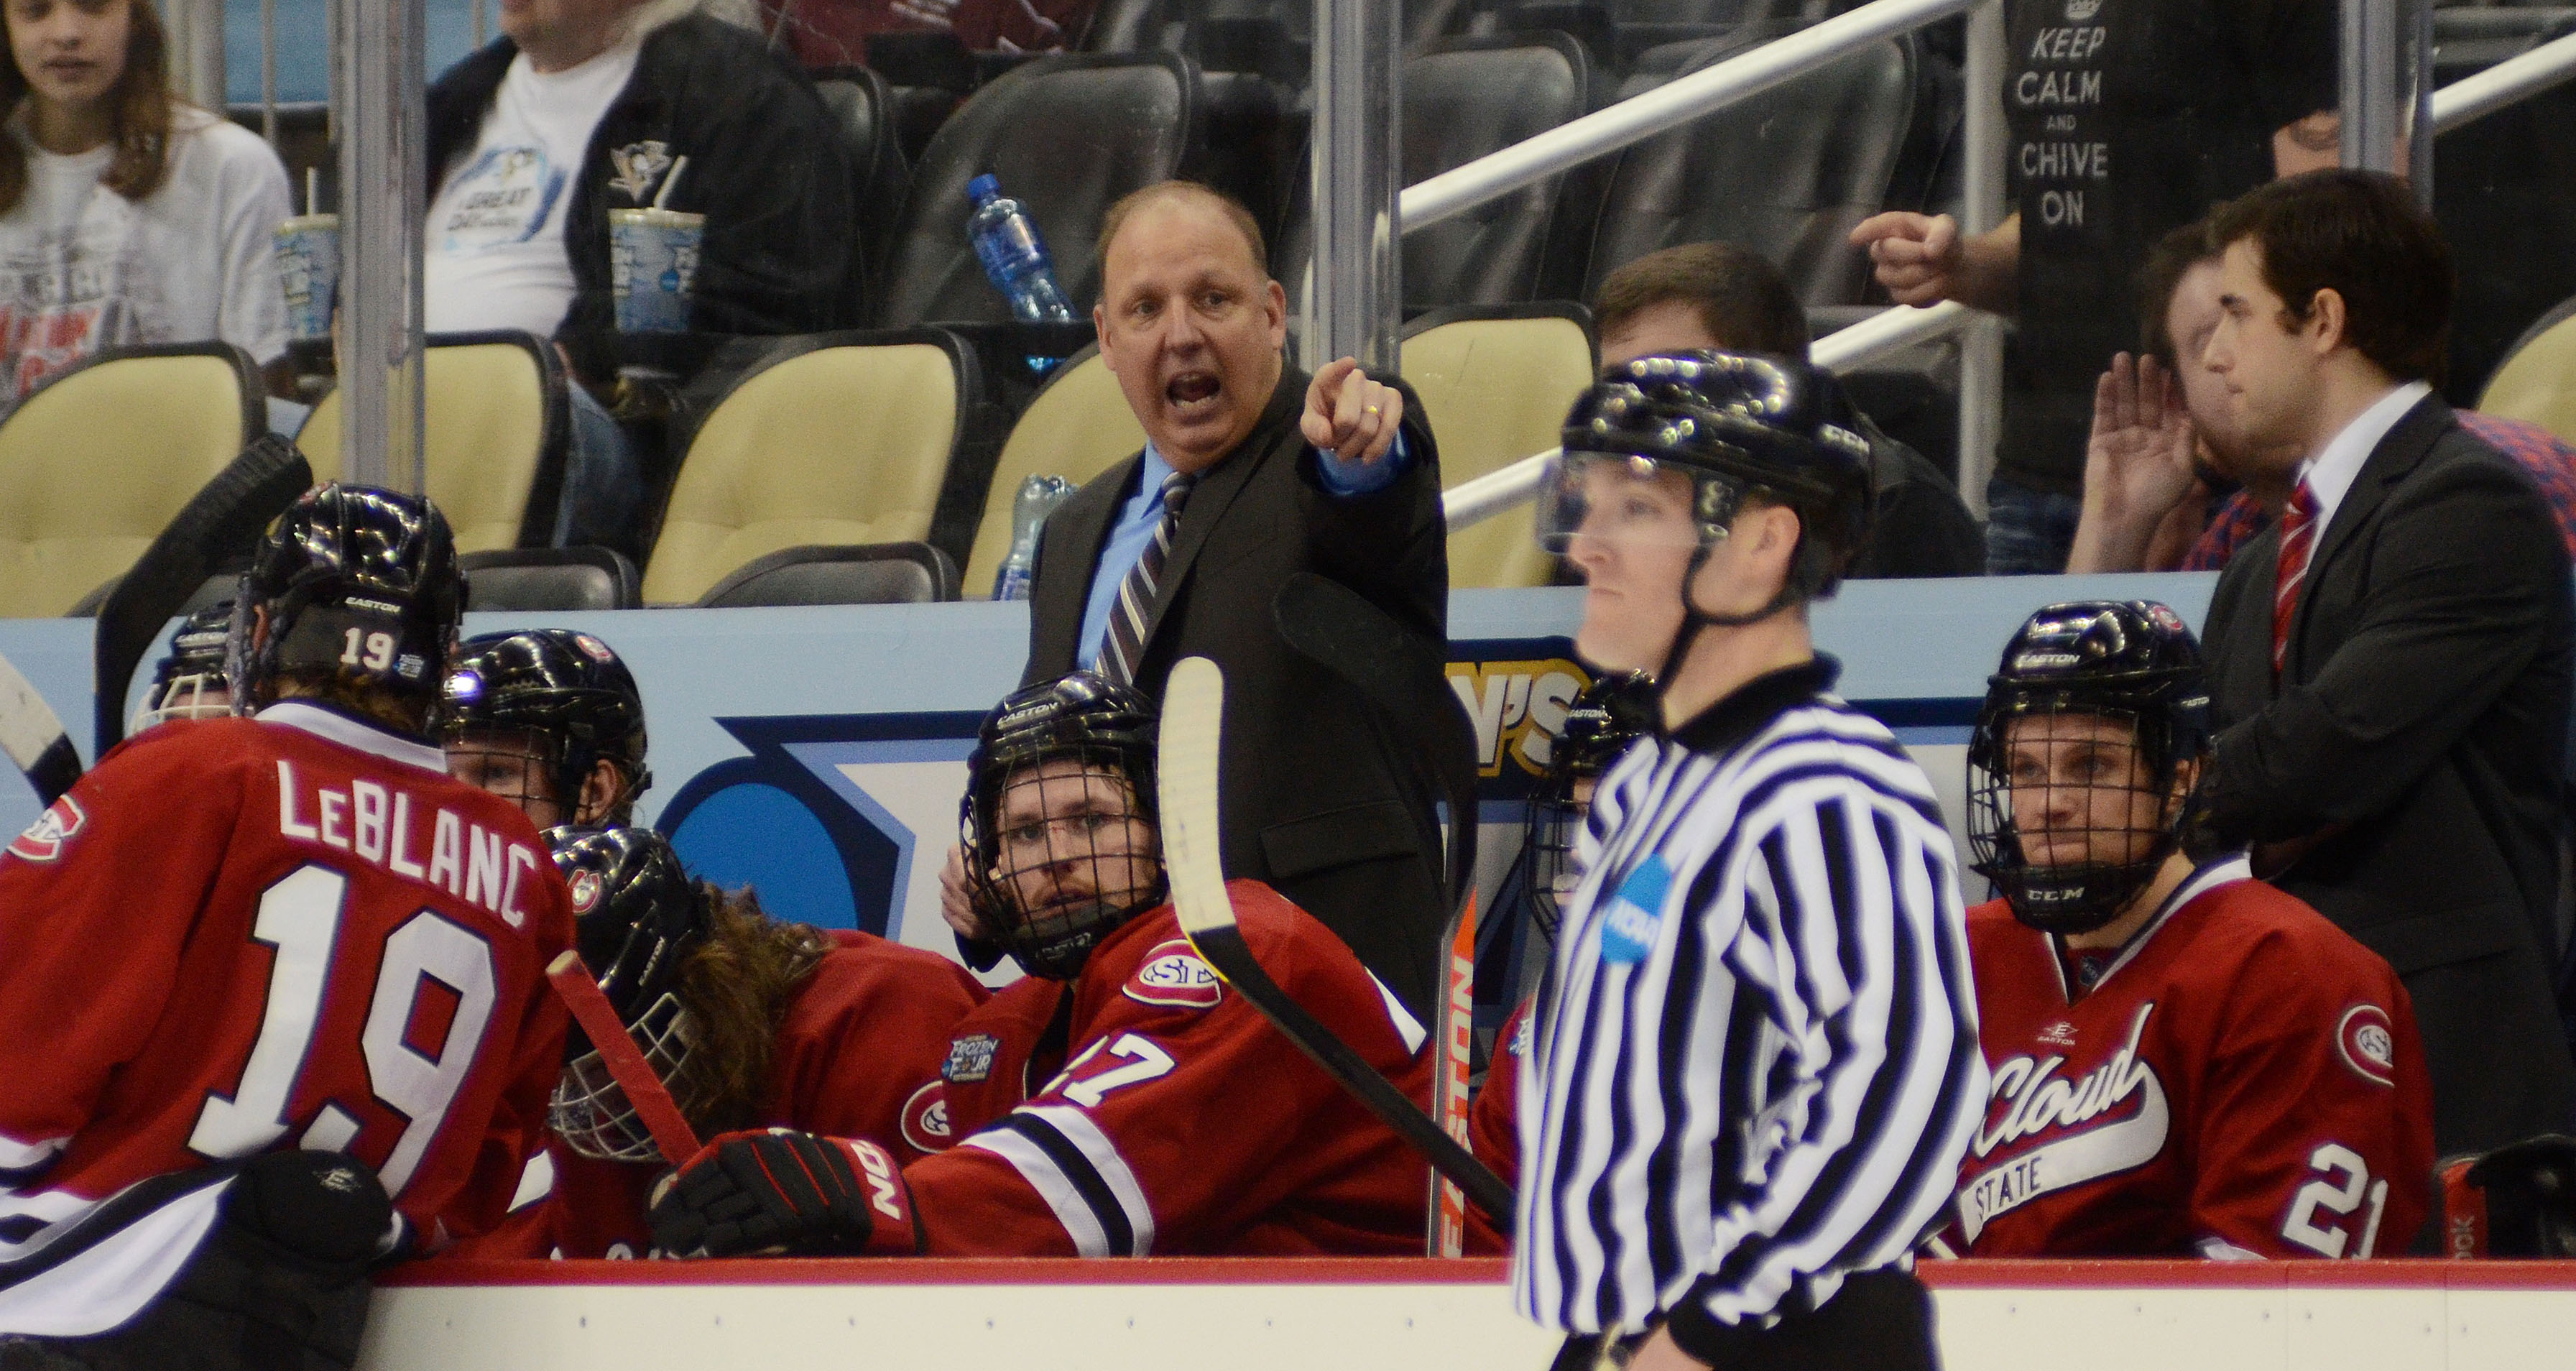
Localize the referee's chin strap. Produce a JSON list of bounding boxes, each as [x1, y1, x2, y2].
[[1653, 545, 1806, 687]]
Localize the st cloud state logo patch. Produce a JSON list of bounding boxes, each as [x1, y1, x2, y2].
[[900, 1080, 953, 1153], [1125, 938, 1224, 1010], [2337, 1003, 2400, 1087], [7, 795, 85, 862]]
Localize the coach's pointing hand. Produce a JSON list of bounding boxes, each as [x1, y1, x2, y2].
[[1301, 357, 1403, 465]]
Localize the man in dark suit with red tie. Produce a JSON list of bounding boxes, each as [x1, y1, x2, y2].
[[2191, 170, 2576, 1160], [946, 180, 1451, 1015]]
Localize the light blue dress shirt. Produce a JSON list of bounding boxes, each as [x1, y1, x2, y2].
[[1074, 433, 1411, 670]]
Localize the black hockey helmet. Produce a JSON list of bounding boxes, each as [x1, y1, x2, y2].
[[135, 600, 237, 731], [1967, 601, 2212, 936], [545, 825, 715, 1162], [444, 629, 652, 824], [230, 484, 464, 730], [1538, 352, 1875, 619], [1525, 671, 1658, 944], [961, 672, 1164, 980]]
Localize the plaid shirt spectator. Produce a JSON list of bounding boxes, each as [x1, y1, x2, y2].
[[2183, 412, 2576, 571]]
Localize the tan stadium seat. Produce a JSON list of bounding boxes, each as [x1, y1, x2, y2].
[[1400, 304, 1596, 589], [0, 343, 263, 618], [2480, 295, 2576, 448], [963, 345, 1145, 599], [643, 329, 977, 605], [297, 331, 568, 553]]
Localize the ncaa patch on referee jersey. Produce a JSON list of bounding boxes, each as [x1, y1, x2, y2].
[[1599, 854, 1671, 964]]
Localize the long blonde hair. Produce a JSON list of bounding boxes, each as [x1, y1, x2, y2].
[[0, 0, 177, 214]]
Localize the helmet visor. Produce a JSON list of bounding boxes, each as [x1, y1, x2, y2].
[[1533, 450, 1737, 555]]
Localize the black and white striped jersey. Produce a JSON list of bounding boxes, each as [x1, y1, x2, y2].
[[1512, 656, 1985, 1338]]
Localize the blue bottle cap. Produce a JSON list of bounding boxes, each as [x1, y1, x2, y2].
[[967, 174, 1001, 204]]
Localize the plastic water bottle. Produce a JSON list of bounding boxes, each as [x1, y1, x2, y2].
[[993, 474, 1077, 601], [966, 174, 1078, 325]]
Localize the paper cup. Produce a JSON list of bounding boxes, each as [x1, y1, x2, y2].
[[609, 208, 706, 334], [274, 213, 339, 344]]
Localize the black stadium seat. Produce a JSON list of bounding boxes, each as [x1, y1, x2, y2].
[[1577, 28, 1931, 306], [1275, 33, 1592, 313], [873, 51, 1202, 328], [811, 65, 911, 323]]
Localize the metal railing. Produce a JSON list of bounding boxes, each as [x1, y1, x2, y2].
[[2432, 31, 2576, 134]]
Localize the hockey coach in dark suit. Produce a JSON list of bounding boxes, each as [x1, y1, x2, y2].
[[1015, 180, 1450, 1015], [2192, 170, 2576, 1160]]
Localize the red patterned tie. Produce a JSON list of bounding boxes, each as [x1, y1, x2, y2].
[[2272, 478, 2318, 673]]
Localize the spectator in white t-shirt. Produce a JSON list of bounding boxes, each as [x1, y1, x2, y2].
[[424, 0, 857, 560], [0, 0, 290, 417]]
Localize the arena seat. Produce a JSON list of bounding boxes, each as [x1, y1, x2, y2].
[[0, 343, 263, 619], [962, 344, 1146, 598], [1275, 34, 1591, 313], [1576, 29, 1927, 305], [811, 65, 910, 324], [295, 331, 569, 553], [642, 329, 979, 605], [693, 542, 958, 606], [2478, 292, 2576, 447], [458, 547, 642, 611], [1400, 302, 1595, 589], [874, 52, 1200, 328]]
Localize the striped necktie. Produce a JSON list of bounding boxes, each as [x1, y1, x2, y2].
[[1099, 470, 1195, 686], [2271, 478, 2319, 673]]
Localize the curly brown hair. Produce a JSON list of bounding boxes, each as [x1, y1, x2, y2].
[[669, 883, 831, 1136], [0, 0, 178, 216]]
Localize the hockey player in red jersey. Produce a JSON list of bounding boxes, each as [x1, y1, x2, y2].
[[465, 826, 984, 1258], [0, 485, 575, 1365], [647, 672, 1439, 1258], [1943, 600, 2435, 1260], [442, 628, 652, 830]]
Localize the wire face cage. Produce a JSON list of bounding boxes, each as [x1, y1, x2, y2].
[[969, 747, 1167, 979]]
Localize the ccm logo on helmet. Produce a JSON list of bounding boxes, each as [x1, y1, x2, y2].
[[7, 795, 84, 862], [1125, 938, 1223, 1010], [2337, 1004, 2399, 1088], [846, 1138, 906, 1222]]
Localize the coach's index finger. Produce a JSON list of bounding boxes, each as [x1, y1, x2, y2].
[[1302, 356, 1361, 449]]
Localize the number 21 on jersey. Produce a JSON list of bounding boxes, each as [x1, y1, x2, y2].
[[188, 862, 498, 1197], [2282, 1142, 2390, 1258]]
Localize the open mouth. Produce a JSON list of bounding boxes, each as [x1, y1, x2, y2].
[[1165, 371, 1221, 414]]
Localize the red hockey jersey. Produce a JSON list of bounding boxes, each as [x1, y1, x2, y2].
[[921, 973, 1070, 1150], [0, 704, 574, 1265], [489, 931, 987, 1259], [1945, 857, 2434, 1259], [902, 880, 1436, 1255]]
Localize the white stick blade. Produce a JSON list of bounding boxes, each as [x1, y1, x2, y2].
[[1158, 656, 1234, 938], [0, 655, 67, 774]]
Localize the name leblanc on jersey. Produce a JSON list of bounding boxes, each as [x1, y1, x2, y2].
[[1959, 1002, 2169, 1242], [274, 759, 545, 926]]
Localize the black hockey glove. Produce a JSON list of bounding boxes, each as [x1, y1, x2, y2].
[[648, 1129, 923, 1258]]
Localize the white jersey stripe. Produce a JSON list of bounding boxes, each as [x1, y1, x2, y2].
[[0, 1133, 64, 1176], [1019, 1106, 1158, 1257], [963, 1129, 1113, 1257]]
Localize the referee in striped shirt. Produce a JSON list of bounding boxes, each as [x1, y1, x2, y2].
[[1516, 354, 1985, 1370]]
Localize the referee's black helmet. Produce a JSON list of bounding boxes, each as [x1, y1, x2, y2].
[[1537, 351, 1875, 606]]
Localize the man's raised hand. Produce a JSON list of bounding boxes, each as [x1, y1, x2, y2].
[[1302, 357, 1404, 465], [1849, 211, 1963, 307]]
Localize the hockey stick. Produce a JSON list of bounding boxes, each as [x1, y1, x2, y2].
[[0, 651, 79, 806], [545, 950, 703, 1166], [1159, 655, 1515, 1229], [93, 435, 312, 756], [1273, 572, 1491, 1248]]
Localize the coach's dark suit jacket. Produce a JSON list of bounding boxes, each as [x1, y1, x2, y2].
[[1022, 366, 1450, 1015], [2201, 393, 2576, 1156]]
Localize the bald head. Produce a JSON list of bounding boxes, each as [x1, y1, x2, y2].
[[1097, 181, 1269, 278], [1091, 181, 1288, 474]]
